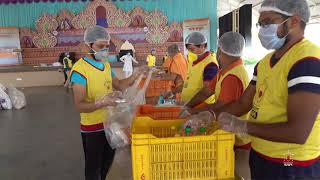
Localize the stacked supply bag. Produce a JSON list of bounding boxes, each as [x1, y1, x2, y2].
[[0, 83, 26, 110]]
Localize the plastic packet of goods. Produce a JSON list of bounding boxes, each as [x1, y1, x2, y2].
[[104, 122, 129, 149], [7, 85, 26, 110]]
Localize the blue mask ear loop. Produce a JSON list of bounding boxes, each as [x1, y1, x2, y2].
[[280, 18, 291, 44]]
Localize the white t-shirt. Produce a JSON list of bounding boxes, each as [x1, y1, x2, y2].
[[120, 54, 138, 71]]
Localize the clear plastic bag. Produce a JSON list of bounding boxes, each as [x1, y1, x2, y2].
[[104, 69, 154, 149], [0, 85, 12, 110], [122, 74, 144, 103], [0, 83, 6, 92], [7, 85, 26, 110], [95, 91, 124, 108], [104, 122, 130, 149]]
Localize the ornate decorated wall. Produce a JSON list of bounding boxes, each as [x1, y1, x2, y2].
[[18, 0, 185, 65]]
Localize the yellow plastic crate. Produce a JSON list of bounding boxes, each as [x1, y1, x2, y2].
[[131, 116, 235, 180]]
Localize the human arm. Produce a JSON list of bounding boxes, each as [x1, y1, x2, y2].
[[212, 84, 256, 117], [185, 63, 218, 107], [247, 59, 320, 144], [70, 70, 118, 113], [119, 56, 125, 63], [73, 84, 100, 113], [246, 91, 320, 144], [219, 59, 320, 144], [112, 75, 138, 91], [132, 56, 139, 64], [173, 73, 184, 87], [163, 84, 183, 98], [112, 66, 148, 91], [190, 74, 245, 114], [72, 84, 117, 113]]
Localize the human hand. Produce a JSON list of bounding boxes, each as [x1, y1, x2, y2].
[[196, 111, 216, 123], [187, 108, 202, 115], [162, 91, 175, 99], [95, 91, 123, 108], [183, 111, 215, 130], [133, 65, 149, 77], [218, 112, 248, 135], [179, 106, 191, 118]]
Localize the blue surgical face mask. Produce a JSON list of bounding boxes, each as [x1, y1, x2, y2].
[[107, 55, 118, 63], [92, 48, 109, 61], [258, 19, 290, 50]]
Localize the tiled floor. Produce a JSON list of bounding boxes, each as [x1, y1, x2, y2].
[[0, 86, 250, 180]]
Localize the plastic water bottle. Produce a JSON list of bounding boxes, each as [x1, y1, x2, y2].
[[199, 127, 207, 135], [185, 126, 192, 136], [171, 126, 176, 136], [158, 95, 164, 105]]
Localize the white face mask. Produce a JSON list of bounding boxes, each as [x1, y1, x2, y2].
[[258, 19, 290, 50]]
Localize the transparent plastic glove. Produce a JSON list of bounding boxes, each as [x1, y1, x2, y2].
[[183, 111, 215, 131], [95, 91, 124, 108], [162, 91, 174, 99], [196, 111, 216, 124], [184, 114, 201, 130], [179, 108, 191, 118], [218, 112, 248, 135], [133, 65, 149, 77]]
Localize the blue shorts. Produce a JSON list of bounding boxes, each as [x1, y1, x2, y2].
[[249, 149, 320, 180]]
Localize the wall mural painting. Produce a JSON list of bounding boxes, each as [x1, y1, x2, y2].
[[19, 0, 184, 65]]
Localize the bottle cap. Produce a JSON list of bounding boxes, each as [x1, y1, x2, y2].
[[185, 126, 192, 135], [199, 127, 206, 133]]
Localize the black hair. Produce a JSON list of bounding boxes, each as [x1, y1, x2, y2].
[[58, 52, 77, 64], [58, 53, 65, 64], [69, 52, 76, 64], [280, 14, 306, 30]]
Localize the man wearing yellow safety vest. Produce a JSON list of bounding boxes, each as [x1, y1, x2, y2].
[[192, 0, 320, 179], [164, 32, 219, 110], [190, 32, 251, 179]]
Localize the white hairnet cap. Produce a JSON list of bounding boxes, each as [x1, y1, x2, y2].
[[218, 32, 245, 57], [185, 32, 207, 45], [84, 25, 110, 43], [259, 0, 310, 23]]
